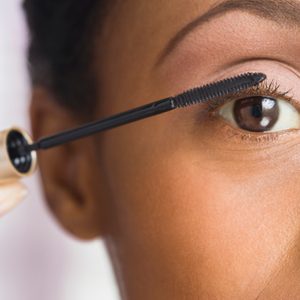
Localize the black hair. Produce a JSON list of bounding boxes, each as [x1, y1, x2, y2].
[[23, 0, 108, 119]]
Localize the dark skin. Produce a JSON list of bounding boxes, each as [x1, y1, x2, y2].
[[29, 0, 300, 298]]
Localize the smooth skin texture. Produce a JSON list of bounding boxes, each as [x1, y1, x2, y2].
[[29, 0, 300, 299]]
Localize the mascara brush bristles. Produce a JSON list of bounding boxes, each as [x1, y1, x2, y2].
[[172, 72, 266, 108]]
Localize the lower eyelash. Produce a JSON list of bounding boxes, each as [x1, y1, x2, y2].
[[220, 121, 281, 143], [208, 109, 299, 145]]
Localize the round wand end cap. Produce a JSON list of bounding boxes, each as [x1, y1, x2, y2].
[[0, 127, 37, 183]]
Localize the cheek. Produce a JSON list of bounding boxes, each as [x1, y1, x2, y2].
[[100, 120, 300, 296]]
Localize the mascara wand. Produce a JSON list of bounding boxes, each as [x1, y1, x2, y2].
[[26, 72, 266, 151], [0, 72, 266, 182]]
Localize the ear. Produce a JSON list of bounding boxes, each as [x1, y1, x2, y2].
[[29, 87, 107, 240]]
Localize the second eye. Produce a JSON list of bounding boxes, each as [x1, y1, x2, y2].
[[218, 96, 300, 133]]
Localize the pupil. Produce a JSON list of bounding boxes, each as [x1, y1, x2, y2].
[[233, 96, 279, 132], [252, 104, 262, 118]]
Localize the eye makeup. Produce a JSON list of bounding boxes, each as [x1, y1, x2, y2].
[[205, 79, 295, 116], [203, 78, 300, 145]]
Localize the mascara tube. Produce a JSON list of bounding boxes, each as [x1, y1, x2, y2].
[[0, 127, 37, 183]]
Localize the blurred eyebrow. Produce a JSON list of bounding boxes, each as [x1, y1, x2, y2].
[[156, 0, 300, 66]]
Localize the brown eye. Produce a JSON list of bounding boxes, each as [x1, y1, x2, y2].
[[218, 96, 300, 133], [233, 97, 279, 132]]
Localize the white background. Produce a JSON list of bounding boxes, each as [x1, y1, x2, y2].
[[0, 1, 120, 299]]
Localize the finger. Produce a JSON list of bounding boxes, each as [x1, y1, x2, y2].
[[0, 182, 28, 217]]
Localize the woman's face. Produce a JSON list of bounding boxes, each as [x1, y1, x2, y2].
[[32, 0, 300, 298]]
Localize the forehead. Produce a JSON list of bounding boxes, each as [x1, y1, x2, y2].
[[105, 0, 213, 33], [99, 0, 215, 65], [104, 0, 300, 35], [100, 0, 300, 66]]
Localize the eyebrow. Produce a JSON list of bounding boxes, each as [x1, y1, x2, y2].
[[156, 0, 300, 66]]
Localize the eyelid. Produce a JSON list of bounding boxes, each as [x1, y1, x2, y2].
[[203, 79, 297, 116]]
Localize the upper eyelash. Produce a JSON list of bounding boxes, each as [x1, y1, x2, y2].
[[203, 79, 296, 116]]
